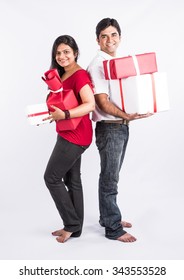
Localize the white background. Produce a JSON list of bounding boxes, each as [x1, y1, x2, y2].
[[0, 0, 184, 261]]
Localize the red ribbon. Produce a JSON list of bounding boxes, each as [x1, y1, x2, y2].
[[27, 111, 48, 117], [150, 74, 157, 112], [119, 79, 125, 111]]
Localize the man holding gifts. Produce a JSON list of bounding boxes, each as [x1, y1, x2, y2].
[[88, 18, 152, 242]]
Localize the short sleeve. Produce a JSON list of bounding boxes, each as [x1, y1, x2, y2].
[[74, 70, 93, 93], [87, 62, 109, 95]]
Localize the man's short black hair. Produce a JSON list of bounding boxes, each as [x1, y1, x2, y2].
[[96, 18, 121, 39]]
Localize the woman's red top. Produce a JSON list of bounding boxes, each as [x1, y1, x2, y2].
[[57, 69, 93, 146]]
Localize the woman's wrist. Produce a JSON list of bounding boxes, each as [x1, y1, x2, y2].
[[63, 110, 70, 120]]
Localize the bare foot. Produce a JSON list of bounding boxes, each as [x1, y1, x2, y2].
[[117, 233, 137, 242], [56, 229, 72, 243], [121, 221, 132, 228], [52, 229, 63, 236]]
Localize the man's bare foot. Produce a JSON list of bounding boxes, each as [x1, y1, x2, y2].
[[56, 229, 72, 243], [52, 229, 63, 236], [117, 233, 137, 242], [121, 221, 132, 228]]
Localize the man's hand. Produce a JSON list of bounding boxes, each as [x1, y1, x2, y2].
[[124, 112, 154, 121], [95, 94, 153, 121]]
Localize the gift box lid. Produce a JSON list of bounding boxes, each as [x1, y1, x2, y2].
[[103, 52, 158, 79]]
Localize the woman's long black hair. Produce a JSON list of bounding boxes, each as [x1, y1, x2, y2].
[[50, 35, 80, 77]]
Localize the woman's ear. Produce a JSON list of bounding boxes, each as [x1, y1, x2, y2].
[[74, 51, 78, 60]]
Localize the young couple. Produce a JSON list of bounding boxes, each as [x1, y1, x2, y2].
[[43, 18, 152, 243]]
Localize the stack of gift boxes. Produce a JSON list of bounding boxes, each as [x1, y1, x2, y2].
[[26, 69, 81, 130], [103, 52, 170, 114]]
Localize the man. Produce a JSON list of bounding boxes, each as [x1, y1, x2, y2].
[[87, 18, 152, 242]]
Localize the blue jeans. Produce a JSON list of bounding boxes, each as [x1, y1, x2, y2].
[[95, 122, 129, 239], [44, 135, 88, 236]]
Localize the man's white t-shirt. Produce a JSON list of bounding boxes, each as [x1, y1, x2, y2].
[[87, 50, 123, 122]]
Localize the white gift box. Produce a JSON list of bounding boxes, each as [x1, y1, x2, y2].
[[26, 103, 50, 125], [110, 72, 170, 114]]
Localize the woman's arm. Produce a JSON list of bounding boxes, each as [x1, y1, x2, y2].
[[47, 84, 95, 121]]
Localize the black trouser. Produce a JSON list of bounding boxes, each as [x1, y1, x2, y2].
[[44, 135, 88, 236]]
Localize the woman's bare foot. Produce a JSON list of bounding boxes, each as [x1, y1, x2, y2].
[[121, 221, 132, 228], [117, 232, 137, 242], [52, 229, 63, 236], [56, 229, 72, 243]]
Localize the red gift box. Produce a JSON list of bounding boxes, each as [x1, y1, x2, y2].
[[42, 69, 82, 131], [103, 52, 158, 79]]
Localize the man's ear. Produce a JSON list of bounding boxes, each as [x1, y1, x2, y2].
[[96, 38, 100, 45]]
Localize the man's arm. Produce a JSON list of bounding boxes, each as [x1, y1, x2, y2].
[[95, 93, 153, 121]]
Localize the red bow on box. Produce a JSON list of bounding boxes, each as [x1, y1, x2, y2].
[[42, 68, 62, 91], [42, 69, 82, 131]]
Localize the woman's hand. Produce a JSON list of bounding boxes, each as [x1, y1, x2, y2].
[[42, 105, 65, 122]]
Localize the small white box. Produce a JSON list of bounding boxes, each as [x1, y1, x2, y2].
[[25, 103, 50, 125]]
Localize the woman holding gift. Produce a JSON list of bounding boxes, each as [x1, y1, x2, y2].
[[44, 35, 95, 243]]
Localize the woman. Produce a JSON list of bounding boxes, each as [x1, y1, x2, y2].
[[44, 35, 95, 243]]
